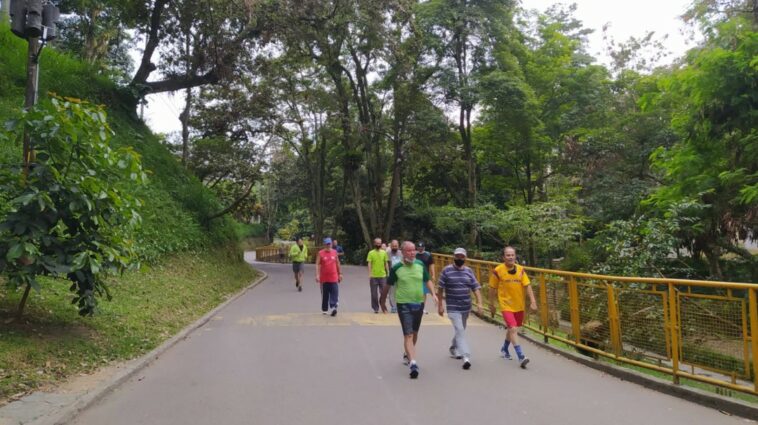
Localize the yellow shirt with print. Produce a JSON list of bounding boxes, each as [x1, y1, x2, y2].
[[488, 263, 530, 312]]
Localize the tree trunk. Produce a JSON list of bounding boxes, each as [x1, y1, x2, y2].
[[180, 87, 192, 165], [16, 283, 31, 318], [704, 247, 723, 279]]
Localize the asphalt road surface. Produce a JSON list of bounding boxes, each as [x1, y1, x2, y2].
[[71, 259, 752, 425]]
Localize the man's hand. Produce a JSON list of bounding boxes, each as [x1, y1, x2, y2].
[[530, 301, 538, 311], [476, 303, 483, 315], [432, 294, 439, 306], [489, 304, 496, 318], [315, 277, 320, 284], [338, 273, 343, 283], [437, 304, 444, 317]]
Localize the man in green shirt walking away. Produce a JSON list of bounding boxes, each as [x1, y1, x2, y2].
[[366, 237, 389, 313], [289, 236, 308, 292], [381, 241, 438, 379]]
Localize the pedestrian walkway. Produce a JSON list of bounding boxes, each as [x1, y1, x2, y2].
[[66, 259, 752, 425]]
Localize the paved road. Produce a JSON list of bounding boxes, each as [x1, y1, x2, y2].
[[71, 259, 751, 425]]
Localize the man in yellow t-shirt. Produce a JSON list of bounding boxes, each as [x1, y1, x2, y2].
[[366, 237, 389, 313], [488, 246, 537, 368], [289, 236, 308, 292]]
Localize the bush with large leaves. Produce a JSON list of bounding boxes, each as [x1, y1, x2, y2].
[[0, 97, 146, 316]]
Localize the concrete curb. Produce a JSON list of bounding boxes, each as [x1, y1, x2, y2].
[[472, 312, 758, 420], [30, 269, 269, 425]]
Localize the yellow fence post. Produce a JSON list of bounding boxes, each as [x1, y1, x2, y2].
[[668, 284, 680, 385], [606, 283, 622, 357], [539, 273, 549, 343], [749, 288, 758, 393], [569, 277, 581, 344]]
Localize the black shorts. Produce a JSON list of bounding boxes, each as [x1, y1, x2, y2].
[[292, 262, 304, 273], [397, 303, 424, 336]]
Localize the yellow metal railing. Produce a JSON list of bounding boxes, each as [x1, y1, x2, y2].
[[432, 253, 758, 396]]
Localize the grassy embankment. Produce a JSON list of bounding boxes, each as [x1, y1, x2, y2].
[[0, 22, 261, 403]]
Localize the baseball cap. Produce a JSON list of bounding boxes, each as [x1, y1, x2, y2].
[[453, 247, 467, 257], [323, 237, 332, 245], [416, 241, 425, 248]]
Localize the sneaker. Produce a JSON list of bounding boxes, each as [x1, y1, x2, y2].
[[500, 344, 511, 360], [402, 353, 410, 365], [462, 358, 471, 370], [298, 285, 302, 292], [424, 310, 429, 315], [374, 310, 379, 314], [409, 363, 419, 379], [322, 311, 328, 315], [390, 307, 397, 313], [330, 308, 337, 317], [449, 346, 462, 359], [519, 357, 530, 369]]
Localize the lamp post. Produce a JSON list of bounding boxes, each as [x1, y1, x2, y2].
[[9, 0, 59, 178]]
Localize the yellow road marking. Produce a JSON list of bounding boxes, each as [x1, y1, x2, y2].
[[236, 312, 488, 327]]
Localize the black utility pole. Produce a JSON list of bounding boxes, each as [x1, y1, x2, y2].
[[8, 0, 58, 317], [9, 0, 58, 177]]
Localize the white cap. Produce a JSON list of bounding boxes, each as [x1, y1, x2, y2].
[[453, 247, 467, 257]]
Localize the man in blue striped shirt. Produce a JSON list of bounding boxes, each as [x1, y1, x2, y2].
[[437, 247, 483, 370]]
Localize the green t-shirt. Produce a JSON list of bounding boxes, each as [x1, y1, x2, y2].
[[388, 260, 429, 304], [289, 244, 308, 262], [366, 249, 389, 277]]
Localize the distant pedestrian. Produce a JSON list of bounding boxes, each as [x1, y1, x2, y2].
[[289, 236, 308, 292], [316, 237, 342, 316], [386, 239, 402, 313], [488, 246, 537, 368], [415, 242, 435, 314], [437, 248, 483, 370], [366, 237, 389, 313], [332, 239, 345, 263], [381, 241, 437, 379]]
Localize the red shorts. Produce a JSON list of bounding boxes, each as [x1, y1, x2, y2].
[[502, 311, 524, 328]]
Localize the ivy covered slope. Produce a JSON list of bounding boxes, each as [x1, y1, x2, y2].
[[0, 21, 257, 401], [0, 22, 239, 260]]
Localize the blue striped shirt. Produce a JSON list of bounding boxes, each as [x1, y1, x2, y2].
[[437, 265, 480, 313]]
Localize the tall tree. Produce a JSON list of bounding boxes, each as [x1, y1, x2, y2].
[[645, 16, 758, 278]]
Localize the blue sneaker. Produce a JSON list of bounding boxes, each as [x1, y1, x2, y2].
[[500, 344, 512, 360], [409, 363, 419, 379]]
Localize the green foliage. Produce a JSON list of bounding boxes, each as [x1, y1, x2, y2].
[[0, 97, 147, 316], [591, 203, 703, 278], [644, 21, 757, 275], [498, 198, 586, 260]]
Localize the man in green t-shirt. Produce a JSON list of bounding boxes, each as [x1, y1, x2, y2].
[[366, 238, 389, 313], [380, 241, 438, 379], [289, 236, 308, 292]]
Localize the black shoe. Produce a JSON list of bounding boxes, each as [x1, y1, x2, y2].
[[298, 285, 302, 292], [409, 363, 419, 379], [330, 308, 337, 317], [462, 358, 471, 370], [519, 357, 530, 369]]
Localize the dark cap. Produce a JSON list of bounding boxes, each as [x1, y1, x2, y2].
[[416, 241, 425, 249]]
